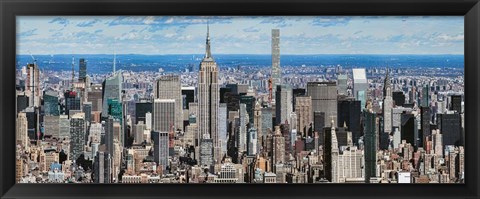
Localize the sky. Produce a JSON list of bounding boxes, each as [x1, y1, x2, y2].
[[16, 16, 464, 55]]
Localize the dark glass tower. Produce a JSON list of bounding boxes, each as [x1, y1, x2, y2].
[[64, 90, 81, 117], [240, 95, 255, 126], [337, 98, 361, 146], [44, 90, 60, 116], [135, 101, 152, 124], [79, 58, 87, 81], [364, 111, 377, 183], [450, 95, 462, 114], [392, 91, 405, 107], [437, 113, 462, 146]]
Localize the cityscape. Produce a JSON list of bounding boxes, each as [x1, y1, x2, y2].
[[15, 16, 464, 183]]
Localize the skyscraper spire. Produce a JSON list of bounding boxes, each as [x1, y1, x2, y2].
[[384, 67, 390, 86], [384, 66, 392, 97], [205, 21, 211, 58]]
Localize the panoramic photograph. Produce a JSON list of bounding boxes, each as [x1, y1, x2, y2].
[[15, 16, 464, 183]]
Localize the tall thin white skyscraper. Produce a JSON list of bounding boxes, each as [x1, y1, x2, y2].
[[197, 23, 220, 163], [271, 29, 281, 101]]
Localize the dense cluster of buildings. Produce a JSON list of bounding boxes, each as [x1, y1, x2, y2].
[[15, 26, 464, 184]]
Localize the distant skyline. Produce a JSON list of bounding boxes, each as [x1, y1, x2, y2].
[[17, 16, 464, 55]]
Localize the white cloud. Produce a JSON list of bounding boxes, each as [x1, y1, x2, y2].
[[16, 16, 464, 55], [436, 34, 464, 42]]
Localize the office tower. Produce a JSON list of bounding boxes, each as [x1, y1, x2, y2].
[[152, 131, 169, 170], [24, 107, 40, 140], [261, 107, 273, 139], [16, 92, 29, 113], [154, 75, 183, 131], [292, 88, 306, 107], [87, 84, 103, 112], [94, 150, 112, 183], [432, 129, 443, 156], [145, 112, 152, 130], [450, 95, 462, 114], [64, 90, 81, 117], [271, 29, 281, 101], [70, 113, 86, 161], [238, 103, 249, 153], [58, 115, 70, 139], [225, 84, 240, 95], [437, 113, 462, 146], [272, 126, 285, 167], [181, 87, 195, 109], [104, 117, 115, 157], [307, 82, 337, 126], [223, 89, 241, 114], [421, 107, 431, 147], [218, 103, 228, 162], [247, 128, 258, 155], [324, 119, 339, 183], [90, 123, 102, 144], [44, 90, 59, 116], [135, 101, 152, 124], [134, 121, 146, 144], [83, 102, 92, 125], [220, 87, 231, 104], [392, 105, 410, 123], [352, 68, 368, 109], [253, 102, 262, 149], [240, 95, 255, 126], [313, 111, 326, 145], [327, 126, 352, 148], [289, 112, 297, 147], [364, 111, 377, 183], [401, 113, 417, 147], [275, 84, 292, 125], [215, 161, 240, 183], [392, 127, 401, 149], [337, 98, 361, 146], [393, 91, 406, 107], [43, 115, 59, 138], [383, 70, 393, 135], [197, 24, 220, 164], [79, 58, 87, 81], [26, 63, 41, 107], [295, 96, 312, 137], [107, 99, 122, 123], [200, 134, 214, 168], [153, 99, 175, 132], [337, 74, 348, 96], [16, 112, 28, 148], [337, 146, 363, 183], [102, 72, 122, 118], [280, 123, 292, 154], [421, 84, 430, 107]]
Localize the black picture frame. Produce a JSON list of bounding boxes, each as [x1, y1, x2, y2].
[[1, 0, 479, 198]]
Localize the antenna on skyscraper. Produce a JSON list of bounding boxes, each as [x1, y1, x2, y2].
[[205, 20, 211, 58]]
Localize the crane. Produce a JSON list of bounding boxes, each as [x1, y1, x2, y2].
[[71, 56, 75, 90]]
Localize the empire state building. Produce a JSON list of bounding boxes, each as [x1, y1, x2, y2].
[[197, 24, 219, 166]]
